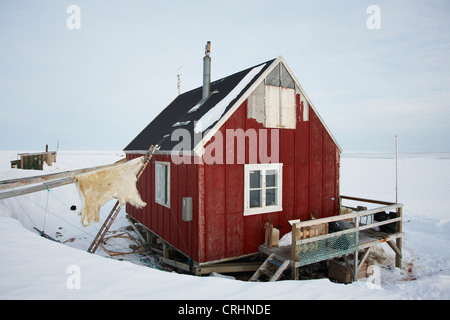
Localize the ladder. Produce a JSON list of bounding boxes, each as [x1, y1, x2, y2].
[[249, 253, 291, 282], [87, 143, 160, 254]]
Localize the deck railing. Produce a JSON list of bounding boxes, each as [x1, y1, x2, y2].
[[291, 195, 403, 281]]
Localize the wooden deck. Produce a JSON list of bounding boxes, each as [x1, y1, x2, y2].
[[259, 229, 403, 265], [254, 195, 404, 281]]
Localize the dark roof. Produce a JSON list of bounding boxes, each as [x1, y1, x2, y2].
[[124, 59, 276, 152]]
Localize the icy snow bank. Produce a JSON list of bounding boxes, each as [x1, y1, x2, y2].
[[1, 152, 450, 299], [0, 212, 407, 300]]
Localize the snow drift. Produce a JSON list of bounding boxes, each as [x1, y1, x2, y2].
[[0, 151, 449, 300]]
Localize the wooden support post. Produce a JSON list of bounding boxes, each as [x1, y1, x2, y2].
[[395, 207, 403, 268], [163, 242, 170, 259], [146, 231, 152, 250], [291, 262, 298, 280], [263, 222, 273, 248], [358, 247, 372, 271], [127, 217, 147, 247], [291, 224, 299, 262], [291, 223, 299, 280], [387, 240, 402, 259], [353, 213, 360, 281]]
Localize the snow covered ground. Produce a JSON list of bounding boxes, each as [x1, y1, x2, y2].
[[0, 151, 449, 300]]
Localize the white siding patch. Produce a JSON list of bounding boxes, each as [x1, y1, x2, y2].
[[264, 85, 296, 129], [280, 87, 296, 128]]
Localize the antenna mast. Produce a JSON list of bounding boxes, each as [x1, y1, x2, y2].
[[177, 66, 182, 96]]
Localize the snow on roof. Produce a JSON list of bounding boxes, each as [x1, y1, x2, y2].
[[124, 59, 274, 152], [193, 63, 266, 134], [124, 56, 341, 153]]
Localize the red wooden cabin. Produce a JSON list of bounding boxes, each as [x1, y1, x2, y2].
[[124, 45, 341, 265]]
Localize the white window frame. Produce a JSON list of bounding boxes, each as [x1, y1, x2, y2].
[[155, 161, 170, 208], [244, 163, 283, 216]]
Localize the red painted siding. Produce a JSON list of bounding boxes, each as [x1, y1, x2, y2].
[[127, 94, 340, 264]]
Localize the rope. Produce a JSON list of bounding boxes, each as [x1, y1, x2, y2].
[[18, 190, 156, 268], [21, 194, 94, 238], [14, 197, 37, 226], [47, 188, 72, 209]]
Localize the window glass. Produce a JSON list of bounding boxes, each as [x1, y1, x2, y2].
[[266, 170, 277, 187], [265, 188, 277, 206], [155, 162, 170, 207], [250, 170, 261, 188], [250, 190, 262, 208]]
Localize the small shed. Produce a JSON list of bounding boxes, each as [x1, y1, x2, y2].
[[11, 151, 57, 170], [124, 43, 342, 266]]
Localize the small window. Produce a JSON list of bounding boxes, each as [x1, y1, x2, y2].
[[155, 161, 170, 208], [244, 163, 282, 215]]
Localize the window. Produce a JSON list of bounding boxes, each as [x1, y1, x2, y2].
[[244, 163, 283, 215], [155, 161, 170, 208]]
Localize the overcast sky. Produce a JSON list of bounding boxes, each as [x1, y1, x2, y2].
[[1, 0, 449, 152]]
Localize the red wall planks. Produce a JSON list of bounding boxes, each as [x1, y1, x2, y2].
[[126, 95, 340, 264], [204, 163, 226, 261]]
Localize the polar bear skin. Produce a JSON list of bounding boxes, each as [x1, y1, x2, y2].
[[74, 156, 147, 226]]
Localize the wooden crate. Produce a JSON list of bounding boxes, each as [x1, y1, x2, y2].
[[292, 222, 329, 261], [297, 223, 328, 240], [328, 258, 374, 284]]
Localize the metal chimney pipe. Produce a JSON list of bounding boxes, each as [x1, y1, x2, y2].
[[202, 41, 211, 101]]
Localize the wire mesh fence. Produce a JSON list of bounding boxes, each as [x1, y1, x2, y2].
[[295, 231, 359, 267]]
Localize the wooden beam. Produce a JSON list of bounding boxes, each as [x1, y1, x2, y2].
[[340, 195, 395, 206], [293, 203, 402, 231], [126, 216, 147, 247], [0, 161, 125, 191], [160, 257, 192, 273], [0, 160, 130, 200], [387, 240, 402, 259], [0, 177, 74, 200], [358, 247, 372, 270], [196, 261, 261, 275], [357, 217, 403, 232], [358, 232, 403, 251]]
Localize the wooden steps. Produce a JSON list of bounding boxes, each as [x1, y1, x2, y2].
[[249, 253, 291, 282]]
